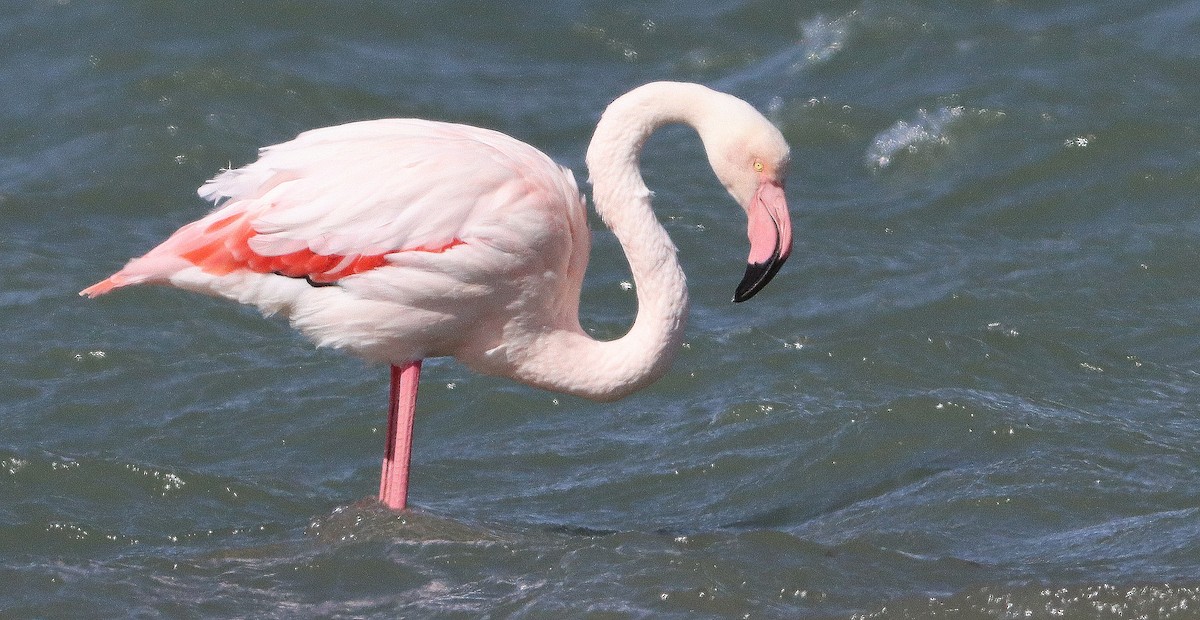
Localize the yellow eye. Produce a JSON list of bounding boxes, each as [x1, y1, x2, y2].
[[753, 161, 764, 172]]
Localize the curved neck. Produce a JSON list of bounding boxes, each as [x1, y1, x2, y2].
[[507, 84, 715, 401]]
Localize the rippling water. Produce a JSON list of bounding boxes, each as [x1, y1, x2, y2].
[[5, 1, 1200, 617]]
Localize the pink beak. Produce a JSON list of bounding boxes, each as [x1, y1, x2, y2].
[[734, 180, 792, 302]]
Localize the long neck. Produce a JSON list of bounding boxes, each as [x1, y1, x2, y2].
[[507, 83, 715, 401]]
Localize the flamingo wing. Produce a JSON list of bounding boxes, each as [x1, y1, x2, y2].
[[82, 119, 580, 296]]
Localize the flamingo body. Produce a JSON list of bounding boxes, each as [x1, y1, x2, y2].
[[84, 119, 588, 374], [82, 82, 793, 510]]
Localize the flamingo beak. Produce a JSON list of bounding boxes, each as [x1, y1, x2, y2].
[[733, 180, 792, 302]]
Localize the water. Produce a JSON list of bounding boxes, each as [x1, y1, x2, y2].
[[4, 1, 1200, 617]]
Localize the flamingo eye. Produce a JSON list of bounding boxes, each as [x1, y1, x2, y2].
[[753, 161, 764, 172]]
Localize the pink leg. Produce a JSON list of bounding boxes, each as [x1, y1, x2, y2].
[[379, 360, 422, 510]]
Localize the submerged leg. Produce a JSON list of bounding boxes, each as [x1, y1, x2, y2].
[[379, 360, 422, 511]]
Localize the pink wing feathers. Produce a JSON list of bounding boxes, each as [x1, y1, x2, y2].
[[82, 119, 572, 297]]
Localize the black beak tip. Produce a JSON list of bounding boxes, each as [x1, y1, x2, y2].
[[733, 259, 783, 303]]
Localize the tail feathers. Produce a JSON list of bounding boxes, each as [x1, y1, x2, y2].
[[79, 204, 250, 299], [79, 277, 122, 298], [79, 253, 195, 298]]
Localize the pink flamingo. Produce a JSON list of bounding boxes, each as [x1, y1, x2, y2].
[[81, 82, 792, 511]]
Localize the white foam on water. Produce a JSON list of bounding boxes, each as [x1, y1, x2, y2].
[[865, 106, 967, 170], [796, 12, 856, 69], [714, 10, 858, 91]]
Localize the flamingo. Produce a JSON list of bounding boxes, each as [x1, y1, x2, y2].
[[80, 81, 792, 511]]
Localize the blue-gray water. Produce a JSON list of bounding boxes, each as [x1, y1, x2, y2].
[[4, 1, 1200, 617]]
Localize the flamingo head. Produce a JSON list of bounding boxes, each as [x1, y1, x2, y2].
[[701, 100, 793, 302]]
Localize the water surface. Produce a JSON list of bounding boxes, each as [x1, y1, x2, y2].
[[4, 1, 1200, 617]]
